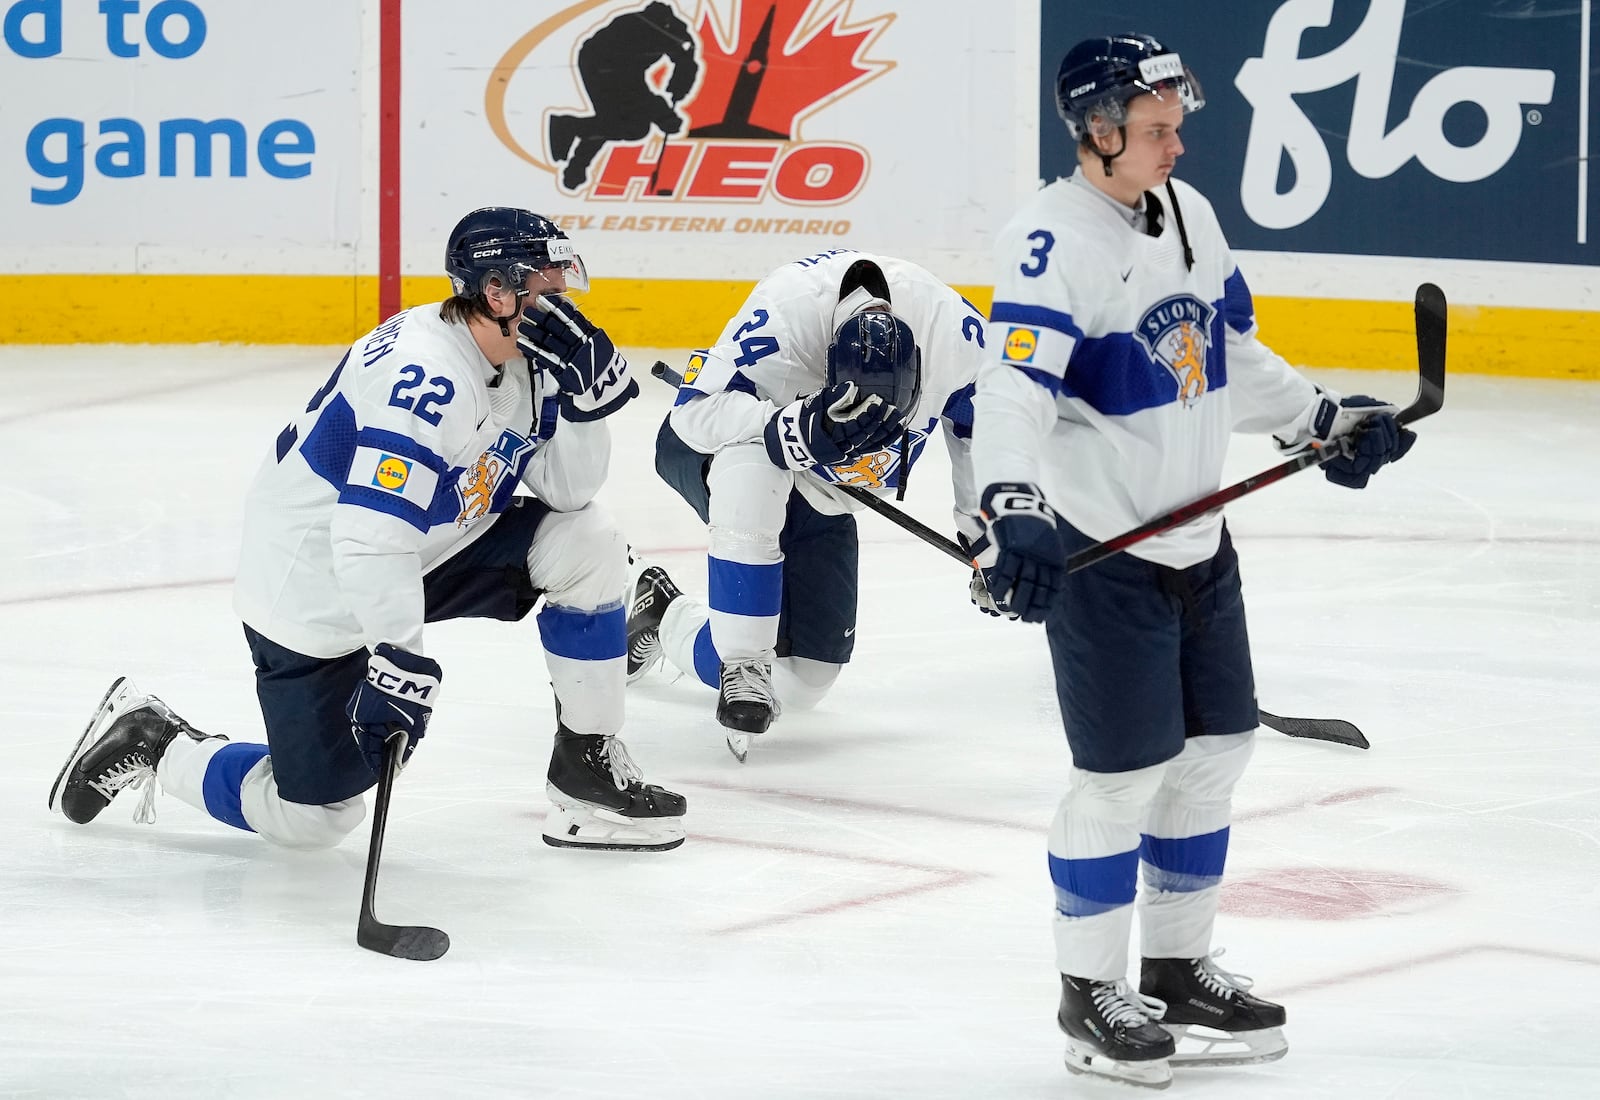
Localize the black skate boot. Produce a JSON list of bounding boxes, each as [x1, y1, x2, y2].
[[717, 658, 781, 762], [1057, 974, 1175, 1090], [1140, 951, 1288, 1066], [626, 558, 682, 684], [544, 725, 687, 851], [49, 677, 222, 825]]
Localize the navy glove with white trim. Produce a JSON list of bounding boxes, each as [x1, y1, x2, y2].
[[518, 295, 639, 421], [973, 482, 1064, 623], [346, 643, 443, 773], [763, 382, 900, 471]]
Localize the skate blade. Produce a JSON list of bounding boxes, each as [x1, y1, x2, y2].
[[1063, 1039, 1172, 1090], [1165, 1024, 1287, 1067], [48, 676, 141, 814], [542, 799, 686, 852], [725, 731, 750, 763]]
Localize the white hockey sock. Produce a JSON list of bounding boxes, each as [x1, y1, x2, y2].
[[1139, 732, 1253, 959]]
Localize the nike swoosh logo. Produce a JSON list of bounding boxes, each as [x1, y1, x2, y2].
[[844, 627, 855, 637], [476, 415, 490, 430], [1120, 268, 1133, 282]]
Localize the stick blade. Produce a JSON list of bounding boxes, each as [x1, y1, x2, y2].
[[1259, 709, 1371, 750], [358, 919, 451, 961], [1403, 283, 1447, 426]]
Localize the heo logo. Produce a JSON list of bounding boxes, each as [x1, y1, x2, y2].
[[1235, 0, 1555, 229]]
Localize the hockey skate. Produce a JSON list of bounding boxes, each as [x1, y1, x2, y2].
[[544, 727, 687, 851], [717, 658, 781, 762], [49, 677, 221, 825], [1057, 974, 1176, 1090], [625, 555, 682, 684], [1140, 950, 1288, 1067]]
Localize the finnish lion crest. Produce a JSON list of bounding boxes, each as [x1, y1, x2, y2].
[[1133, 294, 1217, 408]]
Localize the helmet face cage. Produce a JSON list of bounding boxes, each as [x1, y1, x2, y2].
[[1056, 34, 1204, 143], [444, 208, 589, 302], [826, 309, 923, 421]]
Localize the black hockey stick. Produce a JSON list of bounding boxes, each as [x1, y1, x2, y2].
[[1065, 283, 1447, 573], [649, 360, 1367, 748], [357, 736, 450, 961]]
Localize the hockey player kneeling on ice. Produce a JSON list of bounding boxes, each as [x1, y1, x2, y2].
[[50, 206, 685, 857], [633, 250, 991, 762], [972, 34, 1418, 1089]]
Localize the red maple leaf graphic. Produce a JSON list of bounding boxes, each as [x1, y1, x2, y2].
[[682, 0, 893, 139]]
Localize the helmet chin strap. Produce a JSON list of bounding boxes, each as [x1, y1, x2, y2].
[[1094, 128, 1127, 176], [485, 286, 530, 337]]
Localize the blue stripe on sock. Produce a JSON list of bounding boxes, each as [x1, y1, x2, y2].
[[1048, 849, 1139, 918], [201, 743, 271, 832], [692, 622, 720, 688], [1140, 827, 1230, 893], [537, 603, 627, 661], [708, 556, 783, 617]]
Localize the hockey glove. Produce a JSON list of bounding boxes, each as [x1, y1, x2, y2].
[[974, 482, 1064, 623], [1288, 393, 1417, 490], [518, 295, 639, 422], [763, 382, 900, 471], [958, 532, 1018, 620], [346, 643, 443, 773]]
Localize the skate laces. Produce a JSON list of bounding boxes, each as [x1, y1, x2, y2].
[[90, 756, 160, 824], [722, 660, 782, 717], [1091, 980, 1168, 1028], [600, 738, 644, 791], [1193, 949, 1254, 1001]]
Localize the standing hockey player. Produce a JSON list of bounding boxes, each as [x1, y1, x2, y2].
[[970, 35, 1416, 1088], [51, 207, 687, 858], [632, 249, 992, 761]]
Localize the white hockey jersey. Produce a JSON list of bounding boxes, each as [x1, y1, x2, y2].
[[234, 304, 609, 658], [668, 248, 987, 524], [972, 173, 1322, 569]]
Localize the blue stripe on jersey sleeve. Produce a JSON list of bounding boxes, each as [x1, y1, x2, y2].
[[990, 301, 1085, 342], [941, 384, 976, 439], [299, 393, 357, 489], [338, 484, 430, 532], [673, 370, 760, 407], [1222, 268, 1255, 335], [352, 427, 448, 475]]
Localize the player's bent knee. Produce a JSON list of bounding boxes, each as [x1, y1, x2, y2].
[[774, 656, 841, 711], [249, 793, 368, 851], [529, 502, 628, 606]]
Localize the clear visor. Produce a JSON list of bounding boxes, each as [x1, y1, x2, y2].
[[504, 251, 589, 295], [1137, 53, 1204, 114]]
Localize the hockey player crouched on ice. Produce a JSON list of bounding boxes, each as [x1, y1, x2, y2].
[[628, 249, 994, 762], [50, 207, 686, 857]]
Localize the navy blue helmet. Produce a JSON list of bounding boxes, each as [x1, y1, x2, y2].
[[827, 309, 921, 418], [1055, 32, 1204, 142], [444, 207, 588, 300]]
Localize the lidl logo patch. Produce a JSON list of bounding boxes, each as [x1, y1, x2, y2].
[[681, 354, 705, 385], [373, 455, 412, 491], [1003, 327, 1039, 364]]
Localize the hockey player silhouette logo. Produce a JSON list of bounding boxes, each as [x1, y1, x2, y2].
[[1133, 294, 1217, 409], [496, 1, 894, 202], [547, 2, 700, 193]]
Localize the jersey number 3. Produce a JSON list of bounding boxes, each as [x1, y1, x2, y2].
[[1020, 230, 1055, 277]]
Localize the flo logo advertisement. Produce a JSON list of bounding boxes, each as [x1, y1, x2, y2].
[[489, 0, 894, 204], [1041, 0, 1596, 265]]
